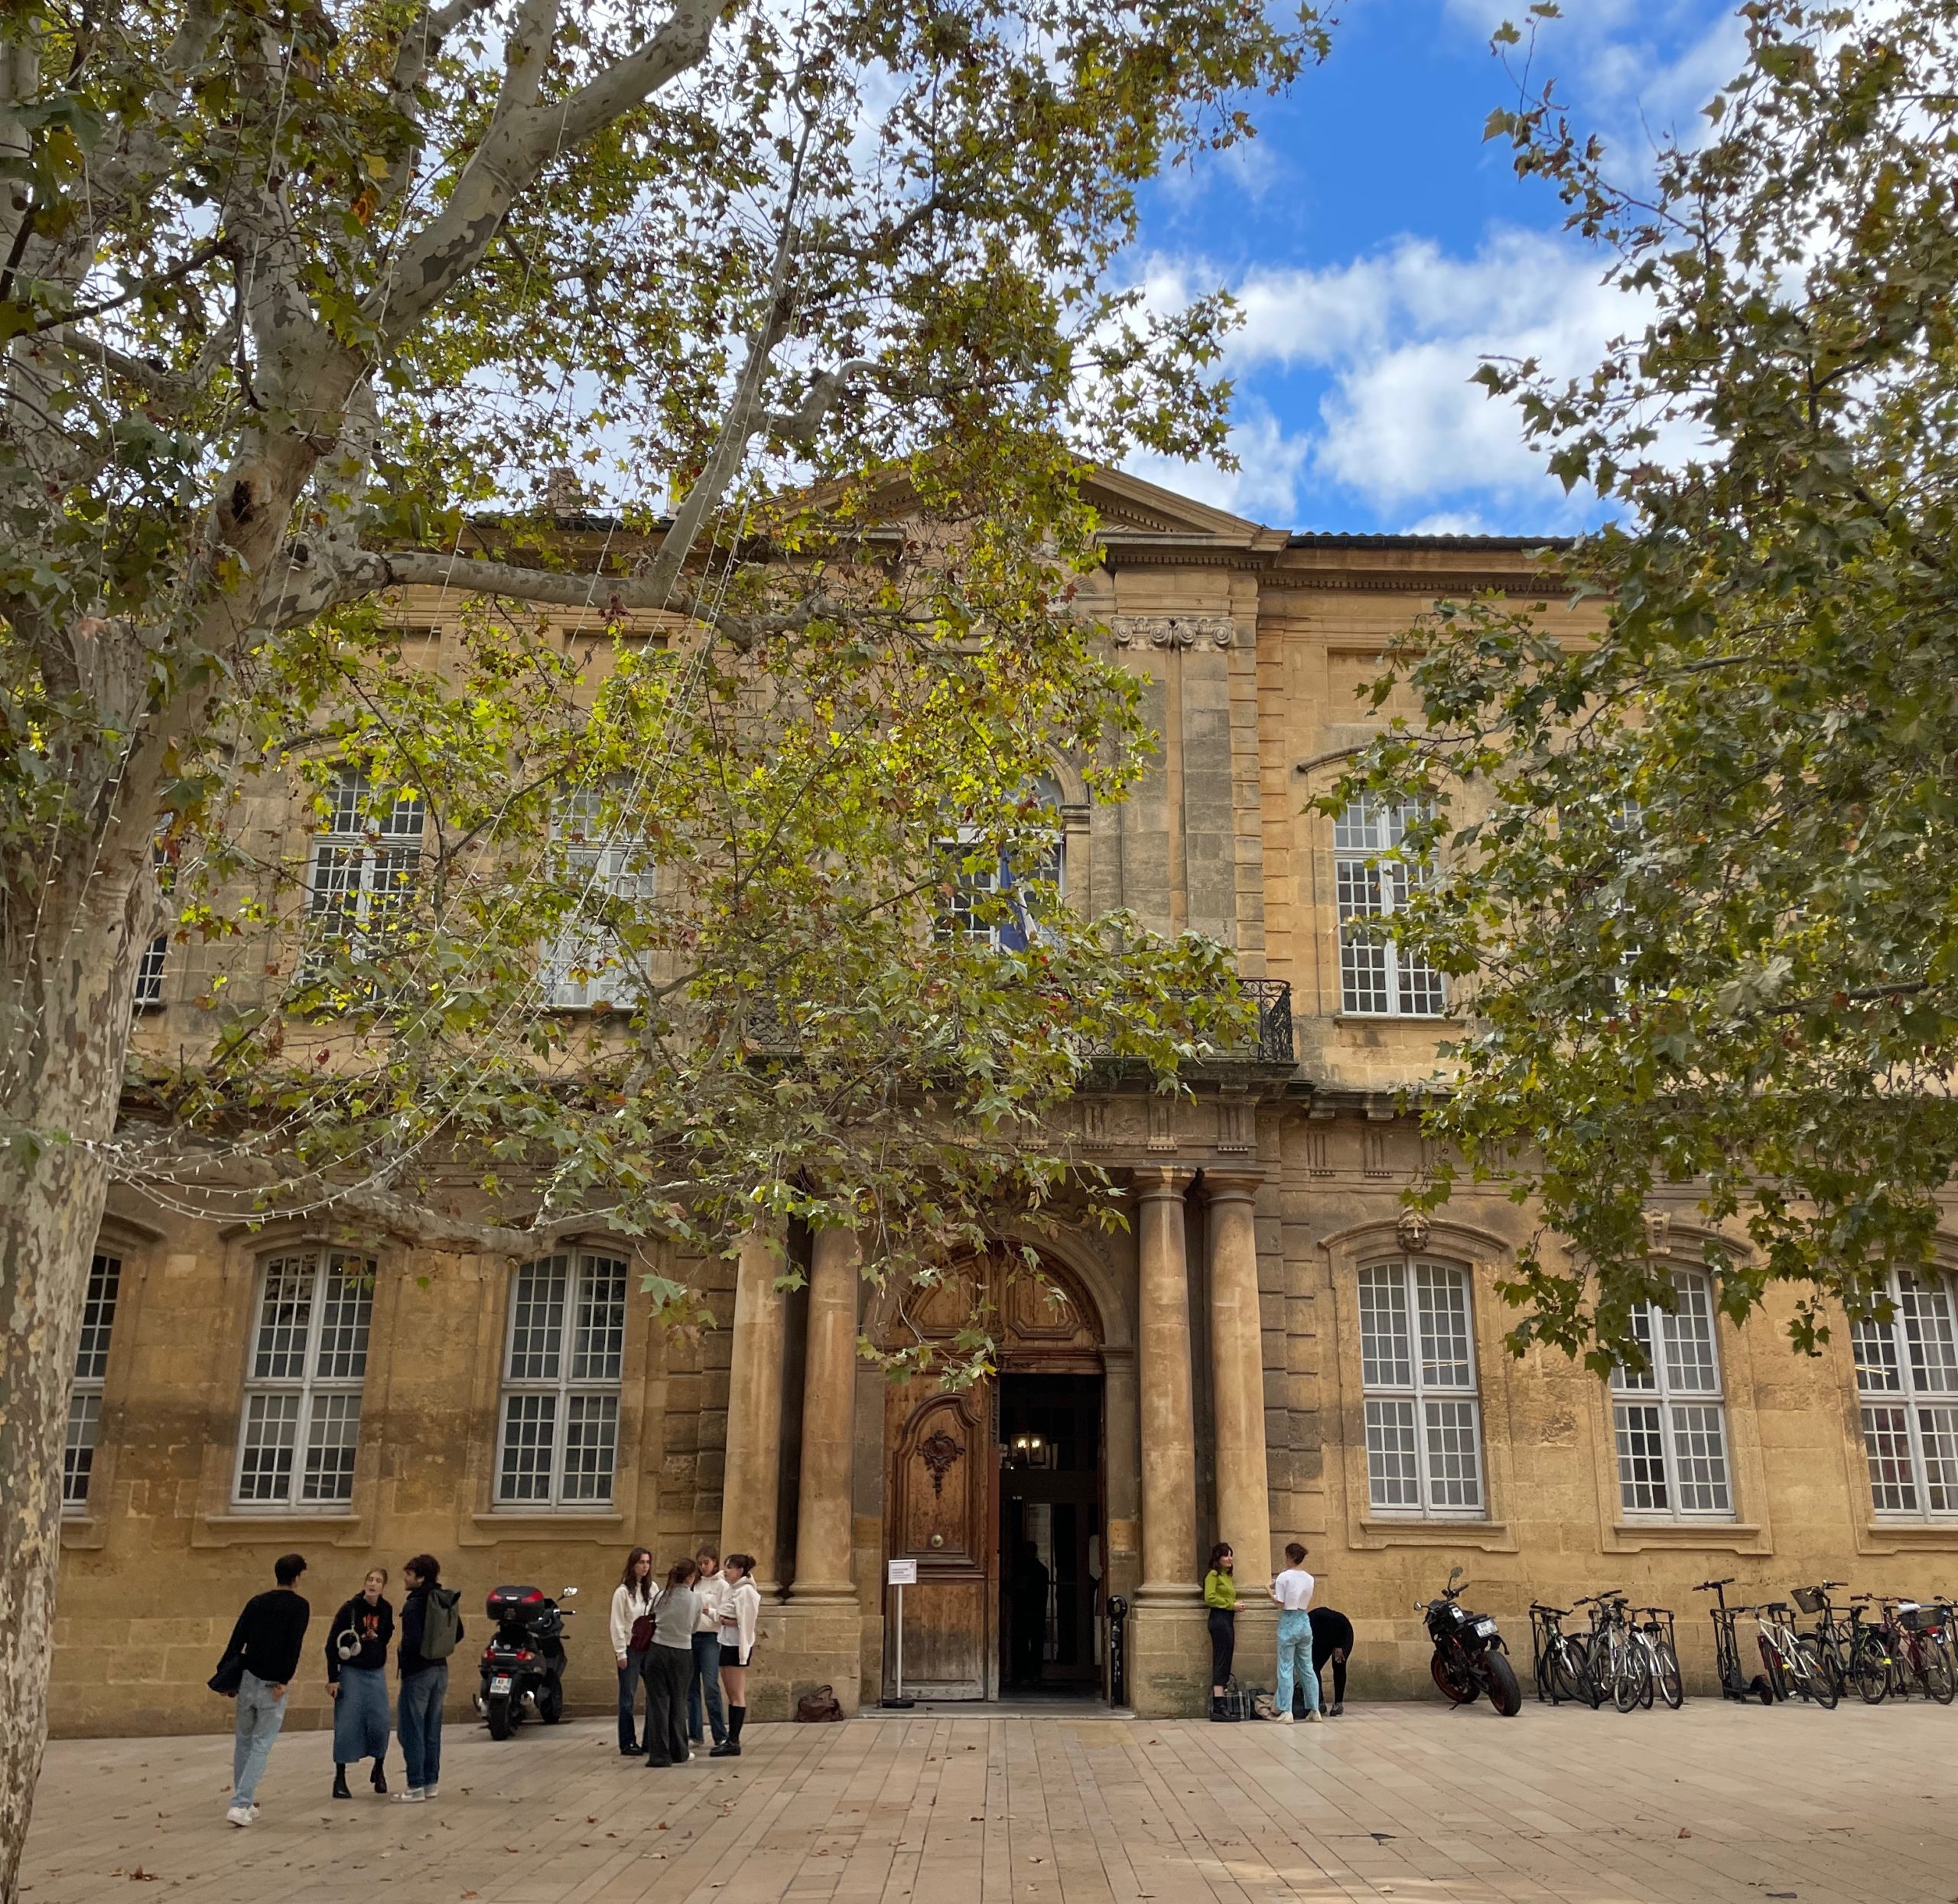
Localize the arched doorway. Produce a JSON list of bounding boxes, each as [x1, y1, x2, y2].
[[877, 1248, 1106, 1701]]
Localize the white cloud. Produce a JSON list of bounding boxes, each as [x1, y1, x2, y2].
[[1125, 402, 1313, 523], [1125, 227, 1645, 526]]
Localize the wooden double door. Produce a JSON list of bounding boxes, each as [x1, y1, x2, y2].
[[880, 1254, 1106, 1701]]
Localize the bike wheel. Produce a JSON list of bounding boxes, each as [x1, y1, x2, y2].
[[1851, 1635, 1889, 1705], [1916, 1642, 1956, 1706], [1613, 1642, 1647, 1714], [1758, 1635, 1789, 1701], [1487, 1650, 1524, 1718], [1636, 1642, 1657, 1710], [1560, 1642, 1602, 1710], [1654, 1639, 1686, 1710], [1796, 1641, 1838, 1709]]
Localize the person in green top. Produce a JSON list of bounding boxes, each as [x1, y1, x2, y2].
[[1202, 1543, 1237, 1720]]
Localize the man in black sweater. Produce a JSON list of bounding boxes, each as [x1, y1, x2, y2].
[[221, 1553, 310, 1826], [1310, 1606, 1356, 1717]]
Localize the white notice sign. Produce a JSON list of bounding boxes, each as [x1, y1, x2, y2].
[[887, 1559, 919, 1586]]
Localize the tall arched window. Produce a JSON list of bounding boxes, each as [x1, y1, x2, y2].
[[1334, 796, 1445, 1016], [496, 1251, 627, 1506], [1852, 1269, 1958, 1517], [1356, 1257, 1485, 1515], [1609, 1270, 1732, 1518]]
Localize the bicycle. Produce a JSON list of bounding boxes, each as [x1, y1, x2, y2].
[[1634, 1605, 1685, 1710], [1838, 1593, 1895, 1704], [1528, 1602, 1602, 1708], [1884, 1596, 1956, 1704], [1694, 1578, 1772, 1706], [1793, 1581, 1853, 1699], [1752, 1600, 1837, 1707], [1576, 1590, 1650, 1714]]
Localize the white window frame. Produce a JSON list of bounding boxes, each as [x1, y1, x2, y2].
[[63, 1251, 122, 1512], [1852, 1269, 1958, 1518], [542, 784, 656, 1009], [1356, 1256, 1486, 1518], [233, 1250, 374, 1510], [495, 1251, 628, 1509], [1334, 796, 1446, 1017], [1610, 1269, 1735, 1520], [305, 771, 425, 960], [936, 776, 1068, 951]]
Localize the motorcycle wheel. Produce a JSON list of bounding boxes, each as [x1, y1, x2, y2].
[[538, 1678, 564, 1724], [1486, 1651, 1524, 1718], [1429, 1652, 1478, 1706], [486, 1691, 513, 1740]]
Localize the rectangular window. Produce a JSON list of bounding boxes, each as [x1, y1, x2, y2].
[[496, 1252, 627, 1507], [1334, 797, 1446, 1016], [233, 1251, 374, 1509], [1357, 1258, 1484, 1515], [542, 785, 657, 1009], [1852, 1270, 1958, 1516], [1610, 1271, 1733, 1518], [305, 772, 425, 964], [63, 1251, 122, 1511]]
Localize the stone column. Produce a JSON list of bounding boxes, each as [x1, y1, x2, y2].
[[789, 1225, 860, 1602], [1135, 1166, 1199, 1603], [1205, 1172, 1273, 1585], [719, 1225, 787, 1593]]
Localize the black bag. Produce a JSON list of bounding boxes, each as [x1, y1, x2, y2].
[[795, 1683, 845, 1723], [1221, 1679, 1264, 1722], [208, 1652, 246, 1697]]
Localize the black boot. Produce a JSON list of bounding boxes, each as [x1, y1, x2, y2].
[[332, 1764, 352, 1800], [370, 1759, 388, 1795], [711, 1705, 746, 1756]]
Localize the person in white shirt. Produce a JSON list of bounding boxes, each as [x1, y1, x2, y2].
[[610, 1546, 655, 1755], [688, 1544, 730, 1750], [1267, 1541, 1322, 1723], [711, 1554, 763, 1758]]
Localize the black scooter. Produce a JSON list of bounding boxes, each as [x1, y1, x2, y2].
[[1420, 1565, 1523, 1716], [474, 1583, 577, 1739]]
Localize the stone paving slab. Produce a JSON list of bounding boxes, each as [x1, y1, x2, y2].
[[19, 1699, 1958, 1904]]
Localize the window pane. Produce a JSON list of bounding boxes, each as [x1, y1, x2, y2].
[[301, 1394, 363, 1503], [133, 935, 168, 1006], [307, 841, 366, 927], [1658, 1274, 1721, 1395], [1396, 952, 1446, 1017], [63, 1392, 102, 1508], [1336, 859, 1388, 1014], [314, 1258, 373, 1380], [1863, 1404, 1917, 1512], [237, 1392, 301, 1502], [1357, 1266, 1412, 1388], [1853, 1317, 1902, 1395], [560, 1393, 619, 1502], [1423, 1398, 1484, 1511], [508, 1258, 568, 1380], [1613, 1305, 1657, 1393], [1334, 798, 1385, 854], [571, 1257, 627, 1382], [1919, 1405, 1958, 1513], [1667, 1402, 1732, 1513], [1900, 1274, 1958, 1395], [1414, 1262, 1472, 1388], [498, 1393, 558, 1502], [1364, 1398, 1419, 1509], [1614, 1401, 1669, 1512], [73, 1252, 121, 1381], [364, 845, 420, 935], [252, 1257, 316, 1380]]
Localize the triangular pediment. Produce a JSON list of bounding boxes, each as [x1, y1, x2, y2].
[[1079, 468, 1282, 547]]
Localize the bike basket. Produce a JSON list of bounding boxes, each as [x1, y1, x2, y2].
[[1898, 1604, 1943, 1634], [1791, 1587, 1826, 1616]]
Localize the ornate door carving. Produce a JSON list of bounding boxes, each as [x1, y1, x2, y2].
[[886, 1382, 992, 1697]]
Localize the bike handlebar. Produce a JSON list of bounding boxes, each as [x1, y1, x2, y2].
[[1692, 1577, 1735, 1590]]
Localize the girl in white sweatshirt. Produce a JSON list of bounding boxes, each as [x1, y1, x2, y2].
[[711, 1554, 763, 1757], [610, 1547, 655, 1755]]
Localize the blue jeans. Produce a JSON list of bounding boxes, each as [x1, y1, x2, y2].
[[232, 1670, 288, 1805], [1275, 1609, 1320, 1716], [398, 1662, 447, 1790], [618, 1652, 647, 1750], [687, 1631, 726, 1745]]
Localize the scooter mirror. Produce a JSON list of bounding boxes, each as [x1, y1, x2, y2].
[[561, 1586, 578, 1596], [1447, 1564, 1464, 1585]]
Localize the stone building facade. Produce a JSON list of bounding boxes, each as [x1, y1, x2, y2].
[[51, 473, 1958, 1736]]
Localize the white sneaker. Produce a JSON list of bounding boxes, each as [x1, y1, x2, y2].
[[1304, 1710, 1325, 1724], [1273, 1711, 1295, 1725], [422, 1785, 438, 1799], [390, 1788, 426, 1805], [226, 1805, 253, 1828]]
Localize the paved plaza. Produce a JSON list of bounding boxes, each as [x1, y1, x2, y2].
[[19, 1699, 1958, 1904]]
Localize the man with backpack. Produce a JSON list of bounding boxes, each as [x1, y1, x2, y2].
[[394, 1554, 463, 1803]]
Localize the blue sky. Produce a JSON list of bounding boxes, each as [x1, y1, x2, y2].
[[1122, 0, 1747, 535]]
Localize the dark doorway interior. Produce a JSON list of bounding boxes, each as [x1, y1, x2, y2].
[[997, 1372, 1103, 1694]]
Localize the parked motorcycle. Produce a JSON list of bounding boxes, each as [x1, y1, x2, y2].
[[1420, 1566, 1522, 1717], [474, 1583, 577, 1739]]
